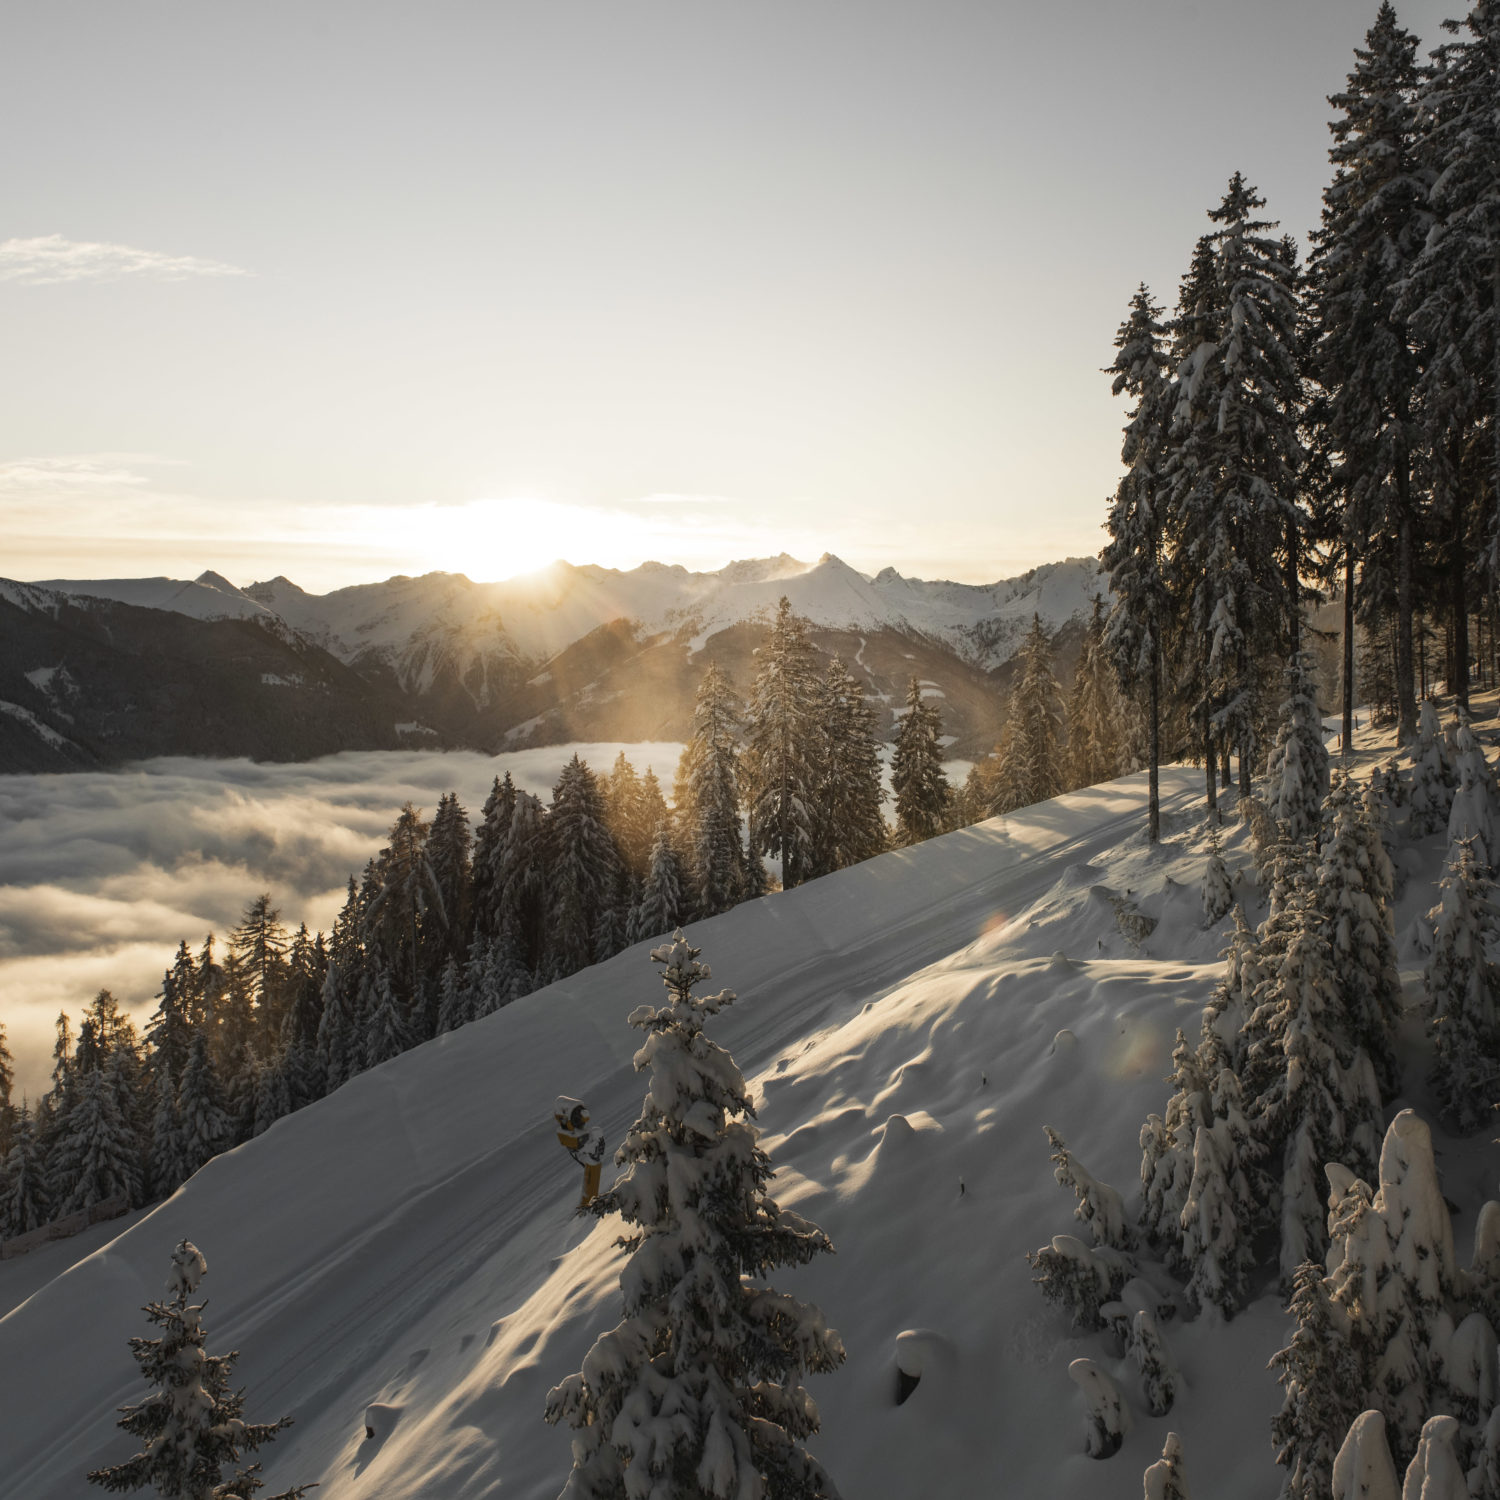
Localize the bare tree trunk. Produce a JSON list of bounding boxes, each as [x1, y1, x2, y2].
[[1492, 584, 1499, 688], [1343, 553, 1355, 756], [1396, 434, 1418, 744], [1204, 707, 1218, 824], [1148, 638, 1160, 844], [1453, 467, 1471, 711], [1284, 513, 1301, 659]]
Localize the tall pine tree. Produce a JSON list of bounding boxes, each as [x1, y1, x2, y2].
[[890, 677, 950, 844], [743, 598, 822, 889]]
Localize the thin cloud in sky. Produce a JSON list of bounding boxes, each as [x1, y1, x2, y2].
[[0, 233, 251, 285], [0, 453, 180, 493], [626, 493, 736, 506]]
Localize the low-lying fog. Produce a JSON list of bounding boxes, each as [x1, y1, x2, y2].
[[0, 743, 687, 1104]]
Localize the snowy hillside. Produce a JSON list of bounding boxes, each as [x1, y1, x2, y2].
[[32, 571, 277, 625], [7, 718, 1483, 1500]]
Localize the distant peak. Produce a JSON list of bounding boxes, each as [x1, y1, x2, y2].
[[193, 570, 241, 593], [245, 574, 306, 599], [716, 553, 809, 585], [873, 566, 904, 584]]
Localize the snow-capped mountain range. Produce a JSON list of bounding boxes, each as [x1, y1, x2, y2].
[[0, 554, 1106, 771]]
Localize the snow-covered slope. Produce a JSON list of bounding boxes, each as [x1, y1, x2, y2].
[[34, 570, 275, 624], [0, 759, 1370, 1500]]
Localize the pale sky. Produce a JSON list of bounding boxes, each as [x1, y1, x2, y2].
[[1, 0, 1460, 591]]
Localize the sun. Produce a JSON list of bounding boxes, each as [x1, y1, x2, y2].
[[403, 497, 631, 582]]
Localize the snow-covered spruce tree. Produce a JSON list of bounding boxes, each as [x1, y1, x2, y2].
[[1007, 614, 1066, 807], [1423, 839, 1500, 1132], [1043, 1126, 1133, 1250], [149, 1065, 189, 1202], [1027, 1232, 1132, 1332], [1266, 651, 1330, 844], [1201, 822, 1233, 925], [364, 802, 445, 1030], [229, 893, 290, 1045], [276, 931, 325, 1110], [809, 655, 886, 877], [889, 677, 950, 845], [488, 922, 535, 1011], [1308, 0, 1429, 748], [1067, 1358, 1129, 1459], [176, 1031, 230, 1179], [144, 948, 196, 1109], [1200, 905, 1264, 1070], [362, 963, 409, 1069], [251, 1053, 291, 1139], [1179, 1109, 1256, 1316], [1143, 1432, 1190, 1500], [497, 791, 550, 975], [544, 932, 845, 1499], [629, 822, 688, 944], [1317, 768, 1403, 1101], [314, 957, 360, 1093], [603, 753, 662, 891], [1447, 1309, 1498, 1431], [435, 956, 466, 1035], [0, 1021, 14, 1160], [1139, 1030, 1208, 1264], [1410, 700, 1456, 835], [1331, 1411, 1402, 1500], [1402, 0, 1500, 635], [1361, 764, 1403, 896], [1102, 282, 1174, 843], [1066, 596, 1122, 791], [87, 1239, 311, 1499], [0, 1106, 50, 1237], [51, 1060, 142, 1214], [675, 661, 749, 919], [1404, 1416, 1468, 1500], [1238, 837, 1319, 1097], [315, 879, 364, 1091], [427, 790, 473, 965], [1324, 1111, 1465, 1464], [1129, 1310, 1177, 1417], [471, 772, 517, 943], [1169, 177, 1305, 805], [1470, 1406, 1500, 1499], [1255, 887, 1382, 1282], [1448, 714, 1497, 869], [1271, 1261, 1368, 1500], [743, 598, 822, 890], [547, 755, 626, 974]]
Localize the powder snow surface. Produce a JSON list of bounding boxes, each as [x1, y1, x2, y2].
[[0, 731, 1475, 1499]]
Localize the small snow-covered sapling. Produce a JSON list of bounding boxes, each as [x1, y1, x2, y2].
[[1143, 1432, 1190, 1500], [1331, 1411, 1401, 1500], [1044, 1125, 1135, 1250], [1129, 1309, 1177, 1416], [1068, 1358, 1129, 1459], [1402, 1415, 1466, 1500]]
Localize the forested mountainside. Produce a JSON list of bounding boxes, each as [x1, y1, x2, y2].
[[0, 556, 1101, 770]]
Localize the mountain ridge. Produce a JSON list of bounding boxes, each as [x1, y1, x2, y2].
[[2, 554, 1107, 770]]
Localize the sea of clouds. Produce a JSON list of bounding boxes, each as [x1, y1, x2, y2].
[[0, 744, 688, 1104]]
